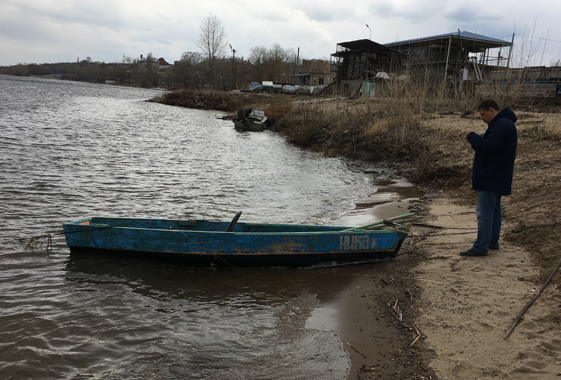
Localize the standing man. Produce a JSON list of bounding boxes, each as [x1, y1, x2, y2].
[[460, 99, 518, 257]]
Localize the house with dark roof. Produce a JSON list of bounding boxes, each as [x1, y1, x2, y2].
[[329, 39, 403, 97]]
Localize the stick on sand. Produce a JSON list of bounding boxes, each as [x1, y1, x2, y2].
[[504, 253, 561, 340]]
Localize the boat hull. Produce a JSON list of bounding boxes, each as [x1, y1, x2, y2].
[[65, 244, 403, 268], [63, 217, 409, 268], [233, 118, 267, 132]]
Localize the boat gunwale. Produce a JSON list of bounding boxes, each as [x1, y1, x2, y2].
[[63, 217, 409, 236]]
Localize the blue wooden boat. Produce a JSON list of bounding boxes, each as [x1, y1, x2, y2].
[[62, 213, 412, 268]]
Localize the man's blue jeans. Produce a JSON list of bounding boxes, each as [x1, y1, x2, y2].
[[473, 191, 502, 255]]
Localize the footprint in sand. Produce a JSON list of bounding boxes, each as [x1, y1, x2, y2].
[[449, 259, 462, 272], [475, 321, 494, 332]]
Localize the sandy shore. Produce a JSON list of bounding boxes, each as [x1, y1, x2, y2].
[[325, 107, 561, 380], [411, 194, 561, 379], [326, 176, 561, 379]]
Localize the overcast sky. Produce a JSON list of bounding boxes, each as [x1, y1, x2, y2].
[[1, 0, 560, 67]]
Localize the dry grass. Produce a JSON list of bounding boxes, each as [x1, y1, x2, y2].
[[516, 113, 561, 141], [155, 89, 288, 112]]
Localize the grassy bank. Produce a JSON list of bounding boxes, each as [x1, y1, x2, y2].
[[155, 88, 560, 191], [155, 89, 475, 186]]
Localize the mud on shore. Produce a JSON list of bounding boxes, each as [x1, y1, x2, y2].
[[321, 166, 437, 380]]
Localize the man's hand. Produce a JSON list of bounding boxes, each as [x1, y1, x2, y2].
[[464, 128, 473, 140]]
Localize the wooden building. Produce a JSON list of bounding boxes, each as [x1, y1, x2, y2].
[[329, 39, 402, 97]]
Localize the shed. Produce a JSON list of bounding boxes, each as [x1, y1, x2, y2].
[[331, 39, 402, 81]]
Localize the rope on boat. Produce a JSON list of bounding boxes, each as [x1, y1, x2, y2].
[[19, 226, 112, 253], [412, 221, 558, 231], [22, 234, 53, 253], [409, 221, 559, 237], [412, 223, 477, 230]]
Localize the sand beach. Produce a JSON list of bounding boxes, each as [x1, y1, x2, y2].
[[337, 109, 561, 379]]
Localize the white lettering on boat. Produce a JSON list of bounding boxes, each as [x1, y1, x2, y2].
[[340, 235, 377, 251]]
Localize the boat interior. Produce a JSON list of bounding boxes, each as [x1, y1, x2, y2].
[[66, 217, 353, 233]]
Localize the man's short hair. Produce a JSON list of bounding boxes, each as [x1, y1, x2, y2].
[[478, 99, 500, 112]]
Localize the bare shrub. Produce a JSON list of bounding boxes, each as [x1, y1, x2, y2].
[[263, 101, 292, 126], [156, 89, 280, 112], [272, 104, 327, 146]]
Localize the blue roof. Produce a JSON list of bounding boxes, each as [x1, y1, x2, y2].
[[384, 31, 512, 46]]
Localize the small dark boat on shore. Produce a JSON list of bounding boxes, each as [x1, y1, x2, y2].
[[62, 213, 413, 268], [233, 109, 268, 132]]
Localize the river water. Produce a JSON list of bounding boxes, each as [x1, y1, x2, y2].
[[0, 75, 415, 379]]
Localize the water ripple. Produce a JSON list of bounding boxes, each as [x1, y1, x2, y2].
[[0, 76, 383, 379]]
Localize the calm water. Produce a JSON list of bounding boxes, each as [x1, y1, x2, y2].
[[0, 76, 399, 379]]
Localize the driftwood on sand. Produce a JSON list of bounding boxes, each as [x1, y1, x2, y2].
[[504, 253, 561, 340]]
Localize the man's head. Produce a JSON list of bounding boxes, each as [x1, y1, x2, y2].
[[478, 99, 500, 125]]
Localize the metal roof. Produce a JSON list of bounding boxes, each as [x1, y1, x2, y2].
[[332, 39, 395, 56], [384, 31, 512, 47]]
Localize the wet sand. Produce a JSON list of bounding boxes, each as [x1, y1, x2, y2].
[[318, 177, 433, 379]]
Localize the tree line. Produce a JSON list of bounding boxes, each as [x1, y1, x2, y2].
[[0, 14, 306, 90]]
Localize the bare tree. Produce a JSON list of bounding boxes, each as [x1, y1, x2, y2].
[[266, 43, 290, 81], [181, 51, 203, 66], [249, 43, 295, 83], [175, 51, 203, 88], [197, 14, 228, 89], [248, 46, 267, 82], [249, 46, 268, 64]]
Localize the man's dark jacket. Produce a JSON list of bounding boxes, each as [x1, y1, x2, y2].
[[467, 107, 518, 195]]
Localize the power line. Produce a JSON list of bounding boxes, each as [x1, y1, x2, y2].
[[513, 33, 561, 44]]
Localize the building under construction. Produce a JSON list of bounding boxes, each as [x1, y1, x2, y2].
[[329, 39, 402, 97], [327, 31, 561, 101], [384, 31, 514, 84], [329, 31, 517, 97]]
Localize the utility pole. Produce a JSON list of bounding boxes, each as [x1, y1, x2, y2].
[[366, 24, 371, 40], [229, 44, 236, 89]]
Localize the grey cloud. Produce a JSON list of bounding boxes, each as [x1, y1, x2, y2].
[[368, 0, 449, 23], [297, 6, 357, 23], [445, 6, 502, 24]]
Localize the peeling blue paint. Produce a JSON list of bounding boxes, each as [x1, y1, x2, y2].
[[63, 217, 410, 267]]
